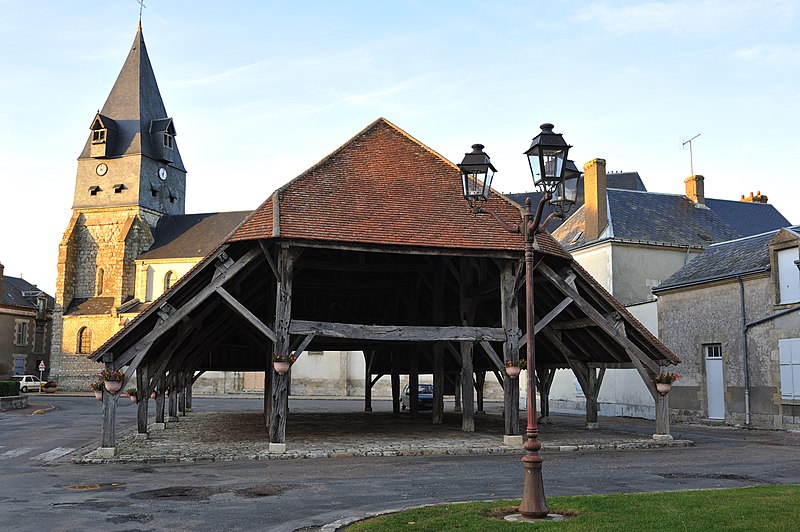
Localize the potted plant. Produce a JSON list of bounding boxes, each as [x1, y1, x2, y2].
[[125, 388, 138, 404], [99, 369, 125, 393], [42, 381, 58, 393], [272, 354, 297, 375], [653, 372, 679, 395], [504, 359, 527, 379], [89, 381, 104, 401]]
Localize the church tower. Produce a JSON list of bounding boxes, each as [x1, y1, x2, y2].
[[51, 24, 187, 389]]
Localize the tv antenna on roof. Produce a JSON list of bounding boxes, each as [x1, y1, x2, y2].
[[682, 133, 701, 177]]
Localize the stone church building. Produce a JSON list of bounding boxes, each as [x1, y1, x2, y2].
[[50, 25, 249, 390], [50, 25, 404, 397]]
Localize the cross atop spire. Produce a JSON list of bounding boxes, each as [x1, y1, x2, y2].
[[138, 0, 146, 26]]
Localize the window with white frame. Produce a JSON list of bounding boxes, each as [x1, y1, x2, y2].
[[705, 344, 723, 359], [777, 247, 800, 304], [779, 338, 800, 400], [14, 320, 28, 346]]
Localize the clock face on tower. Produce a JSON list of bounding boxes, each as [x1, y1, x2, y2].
[[96, 163, 108, 176], [158, 168, 167, 181]]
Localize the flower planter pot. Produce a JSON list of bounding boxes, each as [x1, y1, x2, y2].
[[43, 387, 57, 394], [104, 380, 122, 394], [505, 366, 521, 379], [656, 382, 672, 395], [94, 390, 103, 401], [273, 361, 290, 375]]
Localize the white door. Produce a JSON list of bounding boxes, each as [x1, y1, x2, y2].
[[705, 344, 724, 420]]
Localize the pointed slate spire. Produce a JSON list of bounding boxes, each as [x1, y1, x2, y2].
[[79, 25, 185, 172]]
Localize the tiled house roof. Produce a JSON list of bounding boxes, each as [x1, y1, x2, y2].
[[231, 118, 568, 258], [654, 225, 800, 292]]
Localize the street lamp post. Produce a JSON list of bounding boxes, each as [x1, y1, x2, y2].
[[458, 123, 578, 518]]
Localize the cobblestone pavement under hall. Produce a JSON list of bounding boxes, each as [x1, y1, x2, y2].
[[78, 399, 691, 463]]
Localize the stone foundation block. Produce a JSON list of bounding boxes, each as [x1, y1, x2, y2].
[[503, 435, 523, 446], [269, 443, 287, 453], [95, 447, 116, 458]]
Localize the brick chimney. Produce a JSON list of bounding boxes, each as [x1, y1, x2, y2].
[[684, 175, 705, 205], [584, 158, 608, 241], [741, 191, 769, 204]]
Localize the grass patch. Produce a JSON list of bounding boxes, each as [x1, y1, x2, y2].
[[347, 485, 799, 531]]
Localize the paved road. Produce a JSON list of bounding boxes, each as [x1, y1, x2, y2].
[[1, 395, 799, 531]]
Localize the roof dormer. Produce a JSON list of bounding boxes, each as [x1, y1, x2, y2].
[[150, 118, 176, 163], [89, 113, 117, 158]]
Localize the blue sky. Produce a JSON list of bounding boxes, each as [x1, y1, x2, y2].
[[1, 0, 798, 294]]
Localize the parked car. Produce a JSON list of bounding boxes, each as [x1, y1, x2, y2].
[[401, 383, 434, 410], [12, 375, 43, 393]]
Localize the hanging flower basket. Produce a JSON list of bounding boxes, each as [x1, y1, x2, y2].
[[653, 372, 679, 396], [99, 369, 124, 393], [504, 359, 526, 379], [89, 381, 104, 401], [272, 354, 297, 375], [126, 388, 138, 404]]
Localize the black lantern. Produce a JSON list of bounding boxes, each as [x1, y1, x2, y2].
[[458, 143, 497, 204], [524, 123, 571, 193], [550, 159, 580, 217]]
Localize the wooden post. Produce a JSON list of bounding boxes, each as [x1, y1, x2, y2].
[[476, 371, 486, 414], [459, 258, 476, 432], [586, 368, 599, 428], [454, 373, 462, 412], [655, 392, 671, 437], [432, 266, 445, 424], [136, 364, 149, 436], [264, 358, 273, 429], [390, 351, 401, 414], [364, 351, 373, 412], [538, 368, 555, 424], [409, 350, 419, 416], [168, 377, 178, 422], [100, 363, 118, 452], [269, 245, 294, 445], [501, 261, 521, 435], [155, 376, 166, 427], [178, 373, 186, 416], [185, 376, 193, 412]]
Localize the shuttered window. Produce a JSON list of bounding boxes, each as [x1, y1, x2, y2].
[[779, 338, 800, 400]]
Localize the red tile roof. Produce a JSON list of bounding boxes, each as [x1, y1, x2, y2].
[[232, 118, 567, 257]]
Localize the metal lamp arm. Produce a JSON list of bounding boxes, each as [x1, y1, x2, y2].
[[471, 206, 522, 234]]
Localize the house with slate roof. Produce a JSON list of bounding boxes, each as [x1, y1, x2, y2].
[[534, 159, 792, 419], [654, 226, 800, 429], [0, 262, 54, 378]]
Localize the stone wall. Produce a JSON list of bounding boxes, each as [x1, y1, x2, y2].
[[658, 273, 800, 429]]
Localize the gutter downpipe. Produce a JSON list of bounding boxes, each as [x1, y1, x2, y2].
[[737, 276, 751, 426]]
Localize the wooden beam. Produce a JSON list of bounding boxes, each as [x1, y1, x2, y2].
[[534, 296, 573, 333], [293, 333, 315, 358], [288, 320, 505, 342], [258, 240, 279, 280], [537, 263, 661, 373], [479, 340, 506, 372], [103, 247, 262, 366], [216, 286, 277, 342]]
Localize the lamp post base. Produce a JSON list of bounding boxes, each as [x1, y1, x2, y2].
[[518, 458, 548, 518]]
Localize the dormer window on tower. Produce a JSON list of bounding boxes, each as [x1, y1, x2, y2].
[[89, 113, 116, 158], [150, 118, 176, 163]]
